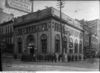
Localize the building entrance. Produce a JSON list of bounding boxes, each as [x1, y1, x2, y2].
[[26, 35, 35, 55], [28, 43, 35, 55]]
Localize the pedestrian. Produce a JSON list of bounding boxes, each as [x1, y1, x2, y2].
[[55, 52, 59, 62]]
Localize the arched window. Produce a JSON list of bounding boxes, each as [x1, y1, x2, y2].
[[74, 40, 78, 53], [17, 38, 22, 54], [79, 41, 82, 54], [41, 34, 47, 54], [69, 38, 73, 48], [27, 35, 34, 43], [55, 34, 60, 53], [63, 36, 67, 53]]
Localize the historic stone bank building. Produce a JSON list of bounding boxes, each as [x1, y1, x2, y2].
[[13, 7, 84, 61]]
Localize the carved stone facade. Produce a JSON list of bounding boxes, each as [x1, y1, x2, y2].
[[13, 7, 84, 61]]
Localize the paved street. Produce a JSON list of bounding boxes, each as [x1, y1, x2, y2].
[[2, 58, 99, 71], [2, 63, 99, 71]]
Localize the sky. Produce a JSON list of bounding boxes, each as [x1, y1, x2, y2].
[[0, 0, 100, 21]]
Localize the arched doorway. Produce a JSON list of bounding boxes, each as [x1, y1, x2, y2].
[[55, 34, 60, 53], [26, 35, 35, 55], [41, 34, 47, 54], [17, 38, 22, 54]]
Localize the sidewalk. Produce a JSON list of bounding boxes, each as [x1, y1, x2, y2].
[[2, 63, 99, 71], [2, 58, 99, 70]]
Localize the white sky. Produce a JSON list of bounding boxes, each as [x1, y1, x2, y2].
[[0, 0, 100, 21]]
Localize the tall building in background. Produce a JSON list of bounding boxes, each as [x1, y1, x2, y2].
[[88, 19, 100, 52], [0, 8, 14, 24], [79, 19, 100, 57]]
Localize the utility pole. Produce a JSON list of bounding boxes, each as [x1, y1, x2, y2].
[[57, 0, 65, 62], [57, 0, 64, 54], [30, 0, 34, 12]]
